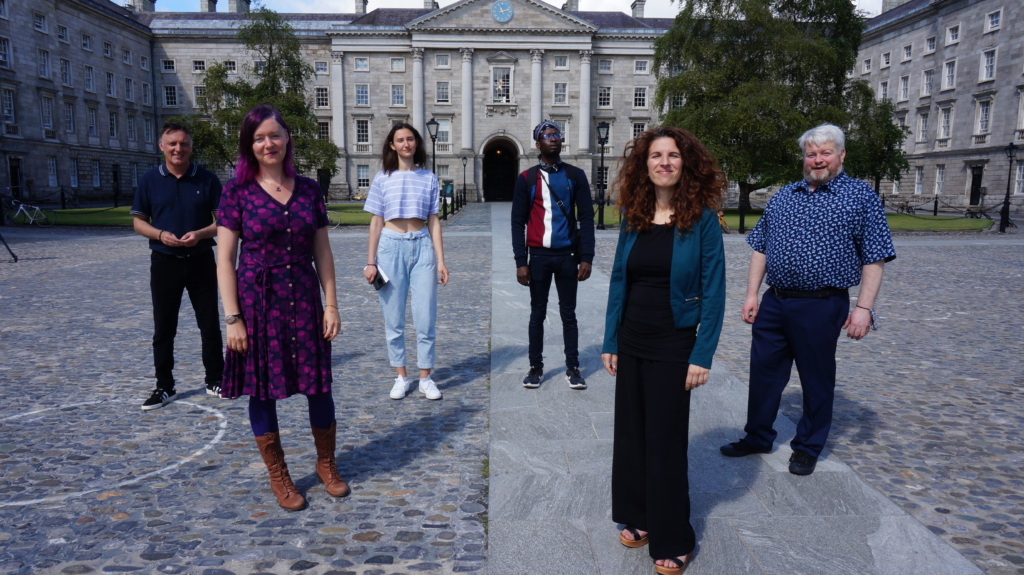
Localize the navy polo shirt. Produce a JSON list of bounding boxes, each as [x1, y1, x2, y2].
[[130, 162, 222, 256]]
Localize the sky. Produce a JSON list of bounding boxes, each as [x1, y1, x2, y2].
[[156, 0, 884, 18]]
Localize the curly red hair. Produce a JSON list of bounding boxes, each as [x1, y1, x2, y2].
[[612, 126, 726, 233]]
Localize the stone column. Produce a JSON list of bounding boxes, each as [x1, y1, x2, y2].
[[578, 50, 592, 153], [412, 48, 425, 137], [530, 49, 544, 128], [460, 48, 474, 153], [330, 51, 347, 152]]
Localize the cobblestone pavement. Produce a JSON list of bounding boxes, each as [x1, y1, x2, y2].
[[593, 231, 1024, 575], [0, 204, 491, 575]]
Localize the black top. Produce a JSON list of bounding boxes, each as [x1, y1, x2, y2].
[[618, 224, 697, 363], [130, 162, 222, 256]]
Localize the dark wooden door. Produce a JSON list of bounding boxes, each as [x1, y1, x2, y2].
[[969, 166, 984, 206], [8, 158, 22, 200], [483, 144, 518, 202]]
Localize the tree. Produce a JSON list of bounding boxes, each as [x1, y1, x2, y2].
[[843, 80, 910, 195], [654, 0, 863, 230], [168, 8, 339, 180]]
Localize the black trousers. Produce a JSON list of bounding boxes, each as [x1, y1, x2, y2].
[[612, 352, 694, 560], [527, 253, 579, 369], [150, 250, 223, 390]]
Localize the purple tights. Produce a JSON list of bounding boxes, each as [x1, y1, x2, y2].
[[248, 392, 336, 437]]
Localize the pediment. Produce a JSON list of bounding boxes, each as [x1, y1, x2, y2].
[[486, 51, 518, 63], [407, 0, 596, 33]]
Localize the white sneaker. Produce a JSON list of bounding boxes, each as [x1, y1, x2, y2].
[[418, 378, 442, 400], [389, 376, 411, 400]]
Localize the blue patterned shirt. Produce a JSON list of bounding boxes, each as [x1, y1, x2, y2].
[[746, 171, 896, 290]]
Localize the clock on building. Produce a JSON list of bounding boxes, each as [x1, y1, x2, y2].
[[491, 0, 514, 23]]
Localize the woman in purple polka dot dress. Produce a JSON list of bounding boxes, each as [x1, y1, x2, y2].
[[216, 105, 348, 511]]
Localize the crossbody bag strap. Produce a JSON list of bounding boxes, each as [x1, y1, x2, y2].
[[541, 170, 576, 231]]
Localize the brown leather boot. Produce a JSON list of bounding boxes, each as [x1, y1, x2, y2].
[[311, 421, 350, 497], [255, 432, 306, 511]]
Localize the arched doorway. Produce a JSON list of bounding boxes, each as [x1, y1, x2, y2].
[[482, 139, 519, 201]]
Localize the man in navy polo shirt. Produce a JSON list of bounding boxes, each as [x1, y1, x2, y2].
[[131, 121, 224, 410], [720, 124, 896, 475]]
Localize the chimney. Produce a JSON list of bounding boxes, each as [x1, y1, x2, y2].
[[631, 0, 644, 18], [881, 0, 911, 12], [227, 0, 250, 13], [423, 0, 437, 8], [199, 0, 217, 12], [355, 0, 368, 14], [130, 0, 155, 11], [561, 0, 578, 10]]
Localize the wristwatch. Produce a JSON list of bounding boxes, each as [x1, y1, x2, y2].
[[224, 313, 243, 324]]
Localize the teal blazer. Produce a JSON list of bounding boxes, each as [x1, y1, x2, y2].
[[602, 207, 726, 369]]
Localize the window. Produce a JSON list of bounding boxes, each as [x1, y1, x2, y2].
[[254, 60, 266, 73], [354, 57, 368, 71], [553, 83, 567, 105], [671, 94, 684, 108], [632, 122, 646, 139], [58, 26, 68, 42], [553, 119, 567, 144], [87, 107, 97, 136], [105, 72, 115, 97], [315, 87, 329, 108], [355, 119, 369, 144], [193, 85, 206, 108], [554, 56, 567, 69], [125, 78, 134, 101], [193, 60, 205, 73], [492, 67, 511, 103], [41, 97, 54, 129], [318, 121, 330, 141], [976, 100, 991, 134], [633, 86, 647, 108], [91, 161, 100, 187], [891, 180, 900, 195], [141, 56, 148, 70], [34, 13, 47, 32], [598, 86, 612, 107], [103, 42, 112, 58], [980, 50, 996, 81], [123, 49, 131, 65], [902, 45, 912, 61], [315, 61, 328, 74], [598, 59, 612, 73], [436, 164, 449, 178], [61, 59, 72, 85], [70, 160, 79, 188], [38, 50, 50, 78], [391, 84, 405, 106], [879, 80, 889, 99], [939, 107, 952, 139], [986, 9, 1001, 32], [0, 0, 6, 19], [634, 60, 648, 74], [130, 163, 138, 187], [108, 111, 118, 138], [436, 118, 450, 147], [390, 57, 405, 72], [127, 115, 136, 141], [918, 113, 928, 141], [944, 60, 956, 90], [144, 118, 152, 142], [436, 81, 449, 104], [65, 102, 75, 132], [357, 165, 370, 188], [355, 84, 369, 106], [82, 33, 92, 51], [914, 166, 923, 194], [863, 58, 871, 73], [881, 52, 890, 68], [1, 88, 15, 125], [142, 83, 151, 105], [0, 37, 8, 68], [922, 69, 933, 96], [224, 60, 235, 73], [926, 37, 936, 53], [435, 53, 449, 68], [164, 85, 178, 107], [1016, 164, 1024, 195], [162, 59, 175, 72], [934, 165, 944, 194], [48, 157, 58, 186], [899, 76, 909, 101], [946, 24, 959, 45]]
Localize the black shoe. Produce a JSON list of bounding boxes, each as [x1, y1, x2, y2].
[[142, 388, 177, 411], [565, 367, 587, 390], [206, 382, 222, 397], [788, 450, 818, 475], [720, 438, 771, 457], [523, 366, 543, 388]]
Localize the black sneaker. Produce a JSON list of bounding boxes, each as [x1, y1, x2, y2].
[[206, 382, 222, 397], [142, 388, 177, 411], [523, 366, 543, 388], [720, 438, 772, 457], [789, 450, 818, 475], [565, 367, 587, 390]]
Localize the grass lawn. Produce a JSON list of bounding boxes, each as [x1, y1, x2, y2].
[[51, 206, 136, 226]]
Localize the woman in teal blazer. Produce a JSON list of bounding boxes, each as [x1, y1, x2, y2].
[[601, 127, 726, 575]]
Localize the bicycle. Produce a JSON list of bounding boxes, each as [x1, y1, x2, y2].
[[896, 201, 916, 215], [3, 197, 56, 227], [326, 210, 342, 230]]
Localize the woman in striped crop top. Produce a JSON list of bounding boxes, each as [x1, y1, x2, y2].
[[362, 123, 449, 401]]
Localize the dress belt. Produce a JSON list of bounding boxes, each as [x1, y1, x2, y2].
[[771, 286, 848, 299]]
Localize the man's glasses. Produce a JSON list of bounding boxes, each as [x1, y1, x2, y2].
[[539, 132, 563, 142]]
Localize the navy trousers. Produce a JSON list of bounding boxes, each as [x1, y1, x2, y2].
[[527, 254, 579, 369], [743, 289, 849, 457]]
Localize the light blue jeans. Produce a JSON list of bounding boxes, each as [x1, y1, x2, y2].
[[376, 228, 438, 369]]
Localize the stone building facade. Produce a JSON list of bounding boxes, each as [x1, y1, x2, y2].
[[859, 0, 1023, 212], [1, 0, 673, 203]]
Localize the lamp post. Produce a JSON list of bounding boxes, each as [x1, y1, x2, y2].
[[461, 156, 468, 211], [1000, 142, 1018, 233], [596, 121, 610, 230], [426, 118, 442, 220]]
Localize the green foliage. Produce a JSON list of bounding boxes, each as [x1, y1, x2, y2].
[[842, 80, 911, 192], [654, 0, 864, 206], [167, 7, 339, 177]]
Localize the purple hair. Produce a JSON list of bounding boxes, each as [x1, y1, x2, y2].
[[234, 104, 297, 183]]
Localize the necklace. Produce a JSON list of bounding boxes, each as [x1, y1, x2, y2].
[[260, 175, 284, 192]]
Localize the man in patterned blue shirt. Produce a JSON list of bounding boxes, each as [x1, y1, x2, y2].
[[720, 124, 896, 475]]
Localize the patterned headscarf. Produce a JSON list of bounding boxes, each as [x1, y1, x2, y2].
[[533, 120, 560, 142]]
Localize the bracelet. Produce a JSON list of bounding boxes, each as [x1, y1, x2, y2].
[[366, 263, 376, 266], [855, 305, 878, 331], [856, 305, 871, 311], [325, 304, 338, 309], [157, 230, 164, 241]]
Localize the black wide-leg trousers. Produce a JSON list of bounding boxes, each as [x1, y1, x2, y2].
[[611, 352, 695, 560]]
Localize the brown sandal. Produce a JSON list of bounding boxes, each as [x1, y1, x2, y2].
[[654, 553, 691, 575], [619, 526, 649, 548]]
